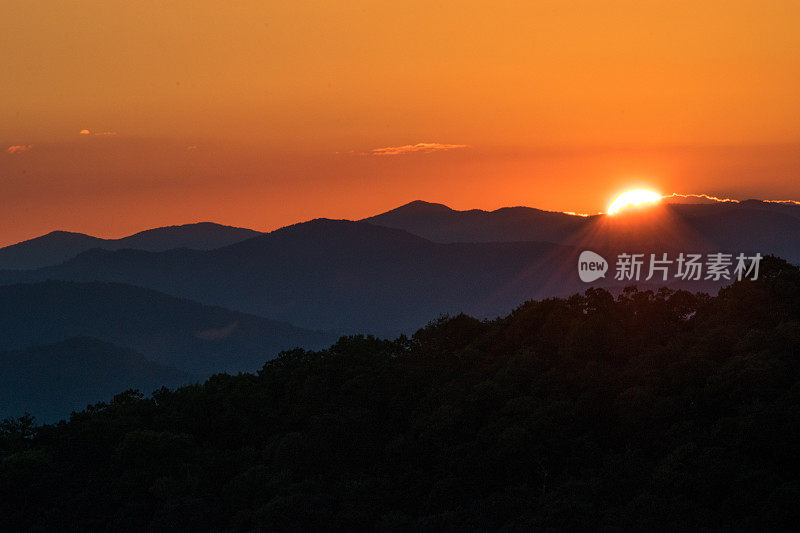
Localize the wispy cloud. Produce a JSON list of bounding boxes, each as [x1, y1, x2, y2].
[[79, 129, 117, 136], [370, 142, 467, 156], [763, 199, 800, 206], [663, 193, 800, 206], [7, 144, 33, 154], [662, 193, 739, 204]]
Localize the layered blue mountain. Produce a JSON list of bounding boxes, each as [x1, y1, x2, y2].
[[0, 199, 797, 337], [1, 199, 798, 424], [0, 337, 189, 422], [362, 200, 586, 244], [0, 222, 261, 270], [0, 221, 575, 334], [364, 199, 800, 263], [0, 281, 334, 375]]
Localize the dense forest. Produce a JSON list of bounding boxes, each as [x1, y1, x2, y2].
[[2, 256, 800, 531]]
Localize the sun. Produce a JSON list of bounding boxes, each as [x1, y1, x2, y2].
[[607, 188, 662, 215]]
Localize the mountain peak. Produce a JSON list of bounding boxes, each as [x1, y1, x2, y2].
[[393, 200, 454, 213], [41, 230, 95, 239], [0, 222, 261, 270], [224, 218, 432, 254], [127, 221, 259, 235], [363, 200, 587, 244]]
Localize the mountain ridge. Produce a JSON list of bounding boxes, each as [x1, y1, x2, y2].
[[0, 222, 261, 270], [0, 336, 191, 422], [0, 280, 336, 375], [364, 199, 800, 263], [0, 218, 726, 335], [1, 199, 797, 335]]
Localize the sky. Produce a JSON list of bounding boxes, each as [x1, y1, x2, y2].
[[2, 1, 799, 246]]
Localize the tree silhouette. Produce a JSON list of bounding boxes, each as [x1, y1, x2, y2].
[[2, 257, 800, 530]]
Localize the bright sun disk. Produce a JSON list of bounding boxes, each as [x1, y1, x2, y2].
[[607, 188, 662, 215]]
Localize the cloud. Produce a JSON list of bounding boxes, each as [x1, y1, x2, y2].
[[6, 144, 33, 154], [194, 321, 239, 340], [370, 142, 468, 156], [763, 199, 800, 206], [80, 129, 117, 136], [662, 193, 800, 206], [662, 193, 739, 204]]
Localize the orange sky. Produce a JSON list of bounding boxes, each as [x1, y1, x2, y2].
[[2, 1, 800, 246]]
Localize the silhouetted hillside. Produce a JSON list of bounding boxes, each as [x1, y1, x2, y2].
[[0, 220, 578, 334], [0, 337, 189, 422], [682, 206, 800, 263], [2, 256, 800, 530], [363, 200, 585, 243], [0, 204, 794, 335], [0, 222, 261, 269], [0, 219, 733, 335], [0, 281, 335, 374], [366, 199, 800, 263], [113, 222, 261, 252], [0, 231, 104, 270]]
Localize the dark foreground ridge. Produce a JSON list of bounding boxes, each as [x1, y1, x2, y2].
[[2, 256, 800, 530]]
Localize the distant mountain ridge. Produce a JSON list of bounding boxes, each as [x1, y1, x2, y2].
[[0, 222, 261, 270], [363, 200, 585, 244], [0, 197, 795, 423], [0, 337, 190, 422], [0, 199, 797, 336], [0, 219, 720, 335], [0, 280, 335, 375], [364, 199, 800, 263]]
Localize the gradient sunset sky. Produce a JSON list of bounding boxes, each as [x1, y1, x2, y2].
[[2, 1, 799, 246]]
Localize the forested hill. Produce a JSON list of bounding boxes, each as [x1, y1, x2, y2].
[[2, 256, 800, 530]]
